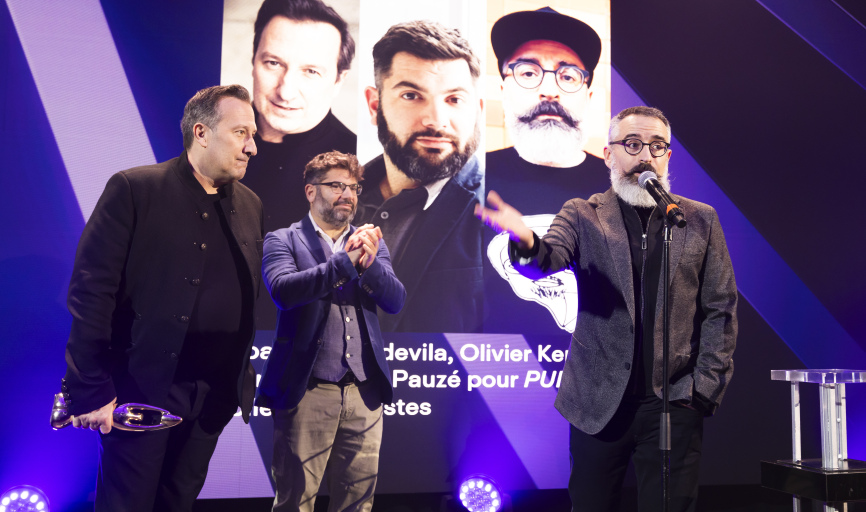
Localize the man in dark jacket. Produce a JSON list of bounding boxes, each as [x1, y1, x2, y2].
[[61, 85, 264, 512], [477, 107, 737, 512], [257, 151, 404, 511]]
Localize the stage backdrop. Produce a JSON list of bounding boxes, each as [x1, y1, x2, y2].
[[2, 0, 865, 509]]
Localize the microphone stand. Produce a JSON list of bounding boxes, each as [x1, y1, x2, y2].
[[660, 219, 672, 512]]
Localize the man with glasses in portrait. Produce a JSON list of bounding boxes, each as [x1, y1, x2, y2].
[[256, 150, 404, 512], [477, 106, 738, 512], [483, 7, 612, 334]]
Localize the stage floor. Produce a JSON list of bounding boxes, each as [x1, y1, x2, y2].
[[188, 485, 866, 512]]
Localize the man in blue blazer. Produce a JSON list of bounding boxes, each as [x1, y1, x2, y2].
[[256, 151, 405, 512]]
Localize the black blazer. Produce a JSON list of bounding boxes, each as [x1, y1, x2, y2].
[[63, 153, 264, 422]]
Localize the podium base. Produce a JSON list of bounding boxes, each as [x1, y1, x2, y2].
[[761, 458, 866, 502]]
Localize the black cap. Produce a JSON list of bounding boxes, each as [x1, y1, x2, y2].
[[491, 7, 602, 86]]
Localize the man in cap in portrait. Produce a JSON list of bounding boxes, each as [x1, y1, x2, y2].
[[483, 7, 611, 335]]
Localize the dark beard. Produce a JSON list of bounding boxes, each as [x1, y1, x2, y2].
[[377, 107, 478, 186], [319, 198, 355, 228], [517, 100, 578, 129]]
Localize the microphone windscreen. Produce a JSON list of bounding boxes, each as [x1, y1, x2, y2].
[[638, 170, 658, 189]]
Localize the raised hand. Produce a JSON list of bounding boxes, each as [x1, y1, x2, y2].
[[357, 226, 382, 269], [475, 190, 535, 249], [346, 225, 381, 268]]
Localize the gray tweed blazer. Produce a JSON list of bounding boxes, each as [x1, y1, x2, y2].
[[514, 188, 737, 435]]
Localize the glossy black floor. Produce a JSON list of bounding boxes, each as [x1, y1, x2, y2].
[[190, 486, 866, 512]]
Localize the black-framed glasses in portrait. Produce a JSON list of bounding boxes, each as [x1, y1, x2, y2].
[[505, 62, 591, 93]]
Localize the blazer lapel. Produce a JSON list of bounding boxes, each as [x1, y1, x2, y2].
[[667, 194, 687, 284], [596, 190, 636, 324], [298, 216, 331, 265]]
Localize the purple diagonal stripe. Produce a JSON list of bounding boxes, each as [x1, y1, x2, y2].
[[612, 68, 866, 370], [756, 0, 866, 90], [444, 333, 570, 489], [7, 0, 156, 222]]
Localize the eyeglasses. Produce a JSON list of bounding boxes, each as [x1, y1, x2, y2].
[[505, 62, 591, 93], [312, 181, 363, 195], [609, 138, 671, 157]]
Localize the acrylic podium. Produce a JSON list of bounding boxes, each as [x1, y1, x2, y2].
[[761, 369, 866, 511]]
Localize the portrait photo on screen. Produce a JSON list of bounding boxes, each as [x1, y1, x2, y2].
[[353, 0, 488, 335], [483, 0, 611, 337], [221, 0, 360, 236]]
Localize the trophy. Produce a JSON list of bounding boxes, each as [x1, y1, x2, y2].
[[51, 393, 182, 431]]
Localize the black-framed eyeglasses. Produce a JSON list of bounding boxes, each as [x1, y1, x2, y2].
[[312, 181, 363, 195], [609, 138, 671, 157], [505, 62, 591, 93]]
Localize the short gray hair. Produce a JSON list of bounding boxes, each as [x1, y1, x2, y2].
[[608, 106, 671, 142], [181, 85, 251, 150]]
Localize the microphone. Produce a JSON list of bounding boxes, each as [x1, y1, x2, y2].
[[638, 171, 686, 228]]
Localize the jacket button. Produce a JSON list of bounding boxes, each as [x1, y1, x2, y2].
[[200, 243, 207, 251], [201, 212, 209, 220], [136, 313, 142, 319], [317, 339, 323, 345], [624, 363, 631, 370], [191, 278, 201, 286], [170, 353, 178, 360], [179, 315, 190, 323]]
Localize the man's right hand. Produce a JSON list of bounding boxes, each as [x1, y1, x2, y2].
[[346, 224, 380, 266], [72, 398, 116, 434], [475, 191, 535, 250]]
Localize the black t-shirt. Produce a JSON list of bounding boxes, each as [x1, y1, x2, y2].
[[618, 198, 664, 397], [482, 147, 611, 335], [175, 191, 254, 394]]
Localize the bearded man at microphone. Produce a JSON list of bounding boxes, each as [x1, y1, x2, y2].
[[476, 106, 738, 512]]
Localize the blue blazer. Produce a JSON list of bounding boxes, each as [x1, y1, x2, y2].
[[256, 215, 406, 410]]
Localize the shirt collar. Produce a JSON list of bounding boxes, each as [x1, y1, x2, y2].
[[308, 211, 350, 251], [423, 177, 449, 210]]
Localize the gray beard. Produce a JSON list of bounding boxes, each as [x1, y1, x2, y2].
[[506, 107, 586, 166], [610, 168, 671, 208], [318, 198, 355, 229]]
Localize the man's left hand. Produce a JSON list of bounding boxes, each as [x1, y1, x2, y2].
[[358, 227, 382, 269], [347, 225, 382, 270]]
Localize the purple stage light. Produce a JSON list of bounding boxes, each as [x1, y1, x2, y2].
[[458, 475, 502, 512], [0, 486, 50, 512]]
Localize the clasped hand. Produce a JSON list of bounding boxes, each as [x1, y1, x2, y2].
[[346, 224, 382, 269]]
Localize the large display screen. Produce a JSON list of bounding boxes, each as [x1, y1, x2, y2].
[[208, 0, 610, 497]]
